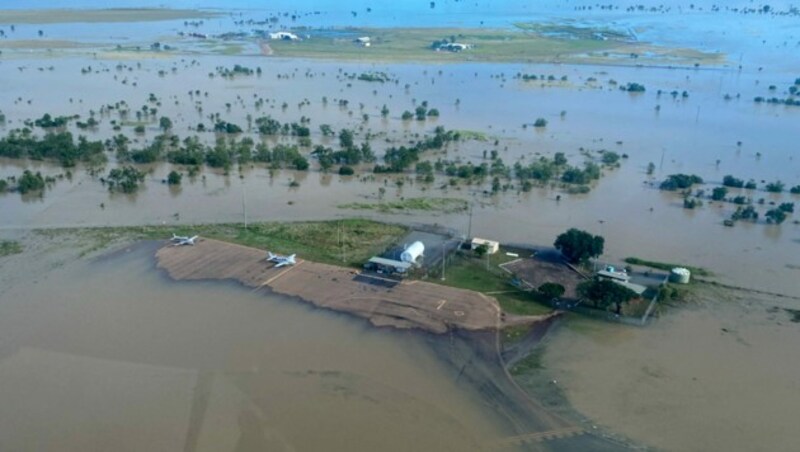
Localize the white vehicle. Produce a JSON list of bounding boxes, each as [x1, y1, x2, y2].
[[266, 251, 297, 268], [171, 234, 198, 246]]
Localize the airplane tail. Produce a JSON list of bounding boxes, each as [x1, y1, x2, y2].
[[267, 251, 276, 260], [288, 254, 296, 263]]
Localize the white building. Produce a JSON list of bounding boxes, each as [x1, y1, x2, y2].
[[269, 32, 300, 41], [471, 238, 499, 255]]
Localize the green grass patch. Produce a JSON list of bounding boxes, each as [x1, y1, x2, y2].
[[624, 256, 712, 277], [338, 197, 468, 214], [454, 130, 490, 141], [436, 252, 550, 316], [267, 26, 619, 63], [264, 26, 722, 66], [502, 324, 532, 344], [42, 219, 407, 267], [510, 348, 545, 376], [514, 22, 632, 41], [495, 290, 551, 316], [0, 240, 23, 257]]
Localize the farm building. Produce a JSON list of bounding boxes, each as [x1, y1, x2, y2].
[[471, 238, 499, 255]]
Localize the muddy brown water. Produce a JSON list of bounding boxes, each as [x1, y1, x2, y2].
[[543, 290, 800, 452], [0, 239, 629, 451], [1, 54, 797, 297], [1, 5, 799, 449], [0, 240, 498, 451]]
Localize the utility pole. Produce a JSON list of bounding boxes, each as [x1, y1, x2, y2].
[[340, 222, 347, 264], [440, 242, 446, 281], [467, 202, 473, 239], [338, 221, 343, 263], [242, 182, 248, 230]]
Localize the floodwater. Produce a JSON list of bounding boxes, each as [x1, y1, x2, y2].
[[1, 2, 800, 450], [1, 52, 798, 295], [0, 239, 514, 451], [543, 288, 800, 451]]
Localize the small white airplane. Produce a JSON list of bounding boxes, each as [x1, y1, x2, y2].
[[266, 251, 296, 268], [171, 234, 198, 246]]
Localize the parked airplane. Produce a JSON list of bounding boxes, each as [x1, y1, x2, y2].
[[266, 251, 296, 268], [171, 234, 198, 246]]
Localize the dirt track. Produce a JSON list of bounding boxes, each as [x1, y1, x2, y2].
[[156, 238, 540, 334]]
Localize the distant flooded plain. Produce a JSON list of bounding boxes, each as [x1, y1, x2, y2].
[[1, 54, 798, 295]]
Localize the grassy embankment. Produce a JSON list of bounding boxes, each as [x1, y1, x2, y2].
[[624, 256, 712, 277], [266, 24, 723, 65], [40, 219, 407, 266], [0, 8, 219, 24], [338, 197, 468, 214], [625, 256, 713, 309]]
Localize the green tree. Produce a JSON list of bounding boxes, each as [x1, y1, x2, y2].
[[577, 279, 638, 314], [159, 116, 173, 132], [554, 228, 604, 264], [533, 118, 547, 128], [538, 282, 565, 300], [474, 243, 489, 257], [106, 166, 145, 193], [167, 170, 182, 185], [601, 151, 620, 165], [17, 170, 46, 194], [711, 186, 728, 201], [339, 129, 354, 149], [766, 180, 784, 193], [765, 209, 787, 224], [722, 175, 744, 188], [659, 174, 703, 191]]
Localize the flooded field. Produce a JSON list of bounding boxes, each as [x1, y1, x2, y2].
[[1, 52, 797, 295]]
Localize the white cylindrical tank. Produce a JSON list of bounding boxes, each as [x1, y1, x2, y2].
[[669, 267, 691, 284], [400, 241, 425, 263]]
